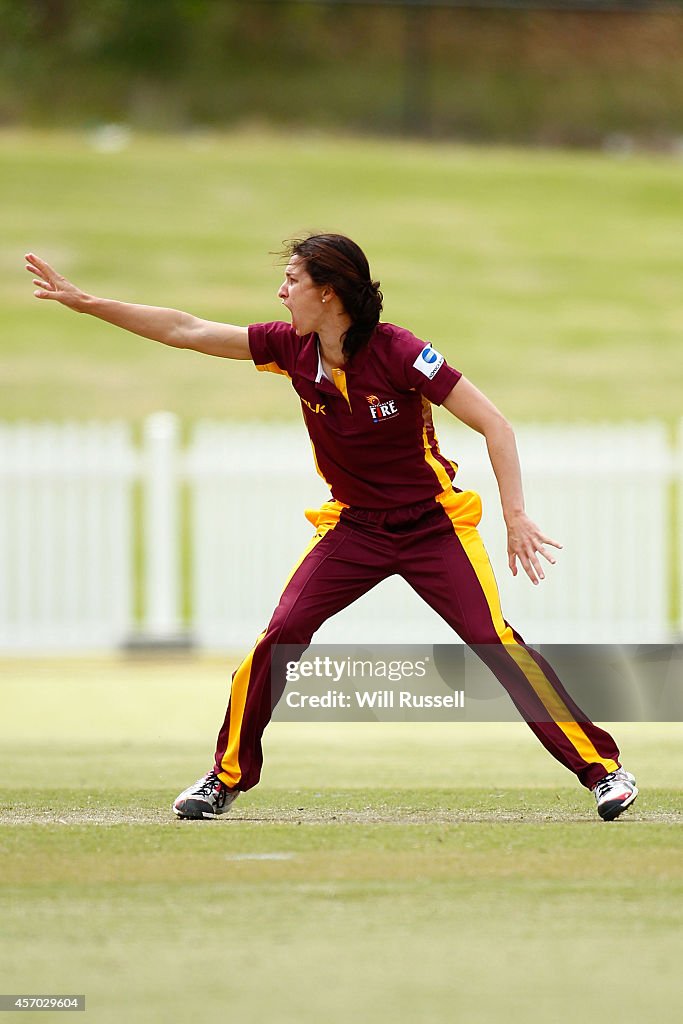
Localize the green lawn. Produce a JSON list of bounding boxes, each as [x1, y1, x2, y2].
[[2, 129, 681, 423], [1, 659, 681, 1023]]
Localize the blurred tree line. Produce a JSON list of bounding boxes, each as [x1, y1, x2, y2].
[[2, 0, 683, 145]]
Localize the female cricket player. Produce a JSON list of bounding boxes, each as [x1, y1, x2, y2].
[[25, 236, 637, 822]]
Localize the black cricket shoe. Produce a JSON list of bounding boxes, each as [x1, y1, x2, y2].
[[173, 770, 239, 820]]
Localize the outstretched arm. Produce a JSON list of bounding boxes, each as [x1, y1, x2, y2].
[[442, 378, 562, 585], [25, 253, 251, 359]]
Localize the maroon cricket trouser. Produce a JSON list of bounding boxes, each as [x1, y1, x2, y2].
[[213, 489, 621, 792]]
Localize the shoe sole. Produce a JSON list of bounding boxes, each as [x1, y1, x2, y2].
[[598, 786, 639, 821], [172, 799, 218, 820]]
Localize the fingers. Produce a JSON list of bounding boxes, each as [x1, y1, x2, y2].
[[25, 253, 76, 302], [508, 541, 541, 584], [511, 545, 542, 585], [25, 252, 55, 278], [508, 530, 562, 585], [534, 534, 562, 570], [25, 254, 45, 278], [537, 544, 557, 566], [526, 551, 544, 584], [25, 253, 61, 289], [30, 272, 58, 300]]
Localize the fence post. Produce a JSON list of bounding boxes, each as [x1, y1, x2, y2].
[[140, 411, 184, 645]]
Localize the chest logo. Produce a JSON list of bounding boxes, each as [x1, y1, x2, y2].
[[366, 394, 399, 423], [302, 397, 326, 416]]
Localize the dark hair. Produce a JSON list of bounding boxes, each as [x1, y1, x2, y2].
[[280, 233, 383, 361]]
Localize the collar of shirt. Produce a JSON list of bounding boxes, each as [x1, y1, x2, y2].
[[296, 333, 372, 393], [315, 345, 330, 384]]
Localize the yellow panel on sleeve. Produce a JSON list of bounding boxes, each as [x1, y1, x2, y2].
[[255, 361, 291, 378]]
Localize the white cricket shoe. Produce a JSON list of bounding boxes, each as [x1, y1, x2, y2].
[[173, 770, 239, 820], [593, 768, 638, 821]]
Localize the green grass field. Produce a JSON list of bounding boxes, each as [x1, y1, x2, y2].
[[2, 129, 682, 423], [1, 658, 681, 1023]]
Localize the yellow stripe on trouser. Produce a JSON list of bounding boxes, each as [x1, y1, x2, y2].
[[437, 488, 619, 774], [217, 628, 266, 788], [217, 499, 347, 788]]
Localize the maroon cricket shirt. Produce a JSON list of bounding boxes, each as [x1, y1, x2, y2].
[[248, 321, 462, 509]]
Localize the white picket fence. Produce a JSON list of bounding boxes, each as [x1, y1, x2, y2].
[[0, 421, 136, 651], [0, 414, 681, 652]]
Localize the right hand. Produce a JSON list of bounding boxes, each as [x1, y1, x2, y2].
[[25, 253, 87, 311]]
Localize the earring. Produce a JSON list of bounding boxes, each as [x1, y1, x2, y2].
[[322, 298, 326, 303]]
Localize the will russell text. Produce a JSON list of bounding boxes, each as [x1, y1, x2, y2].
[[285, 689, 465, 709]]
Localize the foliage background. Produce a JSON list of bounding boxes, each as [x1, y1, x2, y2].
[[3, 0, 683, 145]]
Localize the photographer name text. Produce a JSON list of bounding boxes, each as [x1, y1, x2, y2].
[[285, 689, 465, 709]]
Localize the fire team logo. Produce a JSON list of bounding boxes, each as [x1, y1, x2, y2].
[[366, 394, 399, 422]]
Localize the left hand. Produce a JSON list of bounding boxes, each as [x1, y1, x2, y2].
[[506, 512, 562, 586]]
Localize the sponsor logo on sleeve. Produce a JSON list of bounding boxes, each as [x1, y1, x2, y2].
[[413, 345, 444, 380]]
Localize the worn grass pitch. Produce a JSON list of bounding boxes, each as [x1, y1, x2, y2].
[[1, 659, 682, 1023]]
